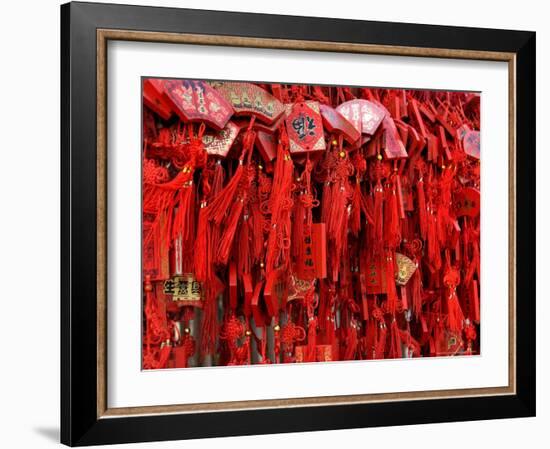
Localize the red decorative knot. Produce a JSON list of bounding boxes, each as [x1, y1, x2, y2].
[[414, 158, 427, 176], [258, 173, 272, 199], [403, 239, 423, 258], [143, 158, 169, 184], [242, 129, 257, 152], [182, 335, 196, 355], [280, 323, 306, 346], [352, 153, 367, 176], [153, 128, 173, 149], [396, 300, 405, 314], [372, 307, 384, 321], [220, 315, 244, 342], [464, 324, 477, 341], [443, 266, 461, 289], [369, 160, 390, 182]]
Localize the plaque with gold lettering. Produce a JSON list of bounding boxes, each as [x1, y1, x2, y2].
[[214, 82, 285, 124], [163, 273, 202, 307]]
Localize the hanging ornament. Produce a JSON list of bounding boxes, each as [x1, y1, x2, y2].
[[285, 101, 326, 155]]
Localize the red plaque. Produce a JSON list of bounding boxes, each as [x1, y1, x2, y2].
[[162, 79, 233, 130], [453, 187, 480, 217], [264, 269, 288, 317], [202, 121, 240, 158], [251, 281, 267, 326], [319, 104, 360, 144], [381, 116, 408, 159], [285, 101, 326, 154], [242, 273, 254, 317], [336, 99, 386, 136], [435, 330, 463, 356], [463, 130, 480, 159], [253, 114, 285, 134], [316, 344, 333, 362], [296, 223, 327, 280], [143, 79, 172, 120], [255, 130, 277, 162], [214, 82, 285, 124], [361, 254, 387, 295]]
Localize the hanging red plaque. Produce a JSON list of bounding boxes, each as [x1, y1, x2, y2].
[[201, 121, 240, 158], [381, 116, 408, 159], [143, 79, 172, 121], [463, 130, 480, 159], [214, 82, 285, 124], [255, 130, 277, 162], [319, 104, 361, 144], [453, 187, 480, 217], [251, 281, 267, 326], [336, 99, 387, 136], [264, 269, 288, 317], [162, 79, 233, 130], [296, 223, 327, 280], [285, 101, 326, 154]]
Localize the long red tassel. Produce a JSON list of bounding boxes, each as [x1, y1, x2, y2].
[[388, 318, 402, 359], [265, 130, 293, 273], [417, 178, 427, 240], [237, 213, 251, 276], [305, 317, 318, 362], [385, 250, 398, 314], [447, 288, 464, 332], [156, 344, 172, 369], [217, 198, 244, 265], [411, 269, 423, 318], [200, 285, 218, 356], [373, 181, 384, 256], [431, 214, 443, 271], [375, 321, 387, 359], [384, 179, 401, 247], [350, 181, 363, 236], [171, 181, 196, 243]]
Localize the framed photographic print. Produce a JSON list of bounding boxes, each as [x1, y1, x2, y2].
[[60, 1, 536, 446]]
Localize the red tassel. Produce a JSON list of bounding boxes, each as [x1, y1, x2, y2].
[[384, 179, 401, 247], [237, 214, 251, 276], [156, 344, 172, 369], [209, 162, 245, 226], [200, 285, 219, 356], [349, 182, 362, 236], [444, 266, 464, 332], [388, 318, 402, 359], [265, 133, 294, 273], [447, 289, 464, 333], [373, 181, 384, 255], [426, 210, 442, 270], [410, 269, 423, 318], [375, 321, 387, 359], [217, 198, 244, 266], [305, 317, 318, 362], [250, 199, 264, 262], [171, 181, 196, 243], [194, 205, 218, 282], [417, 178, 427, 240], [385, 251, 398, 314], [143, 169, 193, 252], [342, 322, 358, 360]]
